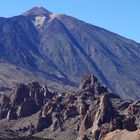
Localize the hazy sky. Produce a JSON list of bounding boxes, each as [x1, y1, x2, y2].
[[0, 0, 140, 43]]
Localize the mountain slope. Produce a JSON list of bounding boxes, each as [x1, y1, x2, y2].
[[0, 7, 140, 99]]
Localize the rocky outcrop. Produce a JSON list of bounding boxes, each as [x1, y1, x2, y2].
[[0, 82, 53, 121], [35, 115, 52, 132], [0, 75, 140, 140], [6, 108, 17, 120], [16, 100, 38, 118], [76, 76, 139, 140], [79, 75, 108, 94]]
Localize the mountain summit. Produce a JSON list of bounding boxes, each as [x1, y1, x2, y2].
[[0, 7, 140, 99], [22, 7, 51, 16]]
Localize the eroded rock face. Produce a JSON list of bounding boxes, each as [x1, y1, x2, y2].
[[0, 75, 140, 140], [12, 84, 30, 105], [17, 100, 38, 118], [79, 75, 108, 94], [6, 108, 17, 120], [0, 82, 53, 121], [35, 115, 52, 132]]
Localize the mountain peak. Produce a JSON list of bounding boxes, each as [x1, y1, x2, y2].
[[22, 7, 51, 16]]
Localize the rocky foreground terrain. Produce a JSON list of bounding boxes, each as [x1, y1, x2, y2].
[[0, 75, 140, 140]]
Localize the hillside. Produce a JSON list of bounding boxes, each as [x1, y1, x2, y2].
[[0, 7, 140, 99]]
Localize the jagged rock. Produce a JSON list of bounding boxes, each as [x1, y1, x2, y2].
[[79, 114, 93, 138], [17, 100, 38, 118], [66, 94, 77, 104], [0, 75, 140, 139], [0, 82, 53, 120], [0, 95, 11, 119], [87, 94, 122, 140], [0, 94, 10, 109], [29, 82, 45, 106], [109, 116, 123, 131], [42, 102, 57, 117], [123, 116, 137, 131], [92, 95, 113, 134], [79, 75, 108, 95], [0, 110, 9, 119], [50, 112, 64, 131], [6, 108, 17, 120], [64, 106, 79, 119], [77, 99, 88, 115], [13, 84, 30, 105], [36, 115, 52, 132], [41, 85, 50, 98], [79, 75, 98, 92], [126, 102, 140, 116], [124, 102, 140, 129], [28, 123, 36, 135]]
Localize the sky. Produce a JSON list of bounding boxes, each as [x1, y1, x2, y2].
[[0, 0, 140, 43]]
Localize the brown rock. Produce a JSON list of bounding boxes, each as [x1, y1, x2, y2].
[[0, 75, 140, 140], [102, 130, 140, 140], [64, 105, 79, 119], [79, 75, 98, 92], [78, 99, 88, 115], [91, 94, 117, 139], [50, 112, 63, 131], [79, 75, 108, 95]]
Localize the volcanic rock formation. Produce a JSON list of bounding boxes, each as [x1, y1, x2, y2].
[[0, 75, 140, 140]]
